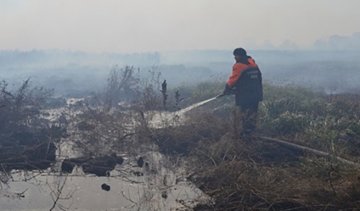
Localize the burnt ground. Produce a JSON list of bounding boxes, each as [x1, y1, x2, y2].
[[61, 154, 124, 176], [0, 128, 63, 171]]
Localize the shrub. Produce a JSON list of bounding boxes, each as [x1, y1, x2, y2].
[[0, 79, 64, 172]]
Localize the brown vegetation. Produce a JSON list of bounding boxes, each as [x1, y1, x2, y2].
[[150, 83, 360, 210], [0, 79, 65, 172], [2, 67, 360, 210]]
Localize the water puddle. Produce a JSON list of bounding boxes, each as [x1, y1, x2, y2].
[[1, 97, 217, 210], [1, 151, 210, 210]]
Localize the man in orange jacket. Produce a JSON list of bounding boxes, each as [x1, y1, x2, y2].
[[223, 48, 263, 136]]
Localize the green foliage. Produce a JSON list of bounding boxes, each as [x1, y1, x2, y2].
[[347, 122, 360, 137], [260, 85, 323, 136], [256, 84, 360, 159], [190, 81, 223, 100], [270, 111, 309, 135], [263, 84, 326, 116]]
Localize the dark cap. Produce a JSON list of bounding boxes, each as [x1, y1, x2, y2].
[[233, 48, 247, 56]]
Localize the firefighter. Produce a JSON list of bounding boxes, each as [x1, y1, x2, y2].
[[223, 48, 263, 136]]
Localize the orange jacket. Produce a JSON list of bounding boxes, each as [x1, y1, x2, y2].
[[226, 57, 258, 87]]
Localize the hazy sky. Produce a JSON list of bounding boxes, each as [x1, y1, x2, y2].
[[1, 0, 359, 52]]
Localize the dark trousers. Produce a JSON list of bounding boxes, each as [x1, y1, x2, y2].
[[237, 101, 259, 135]]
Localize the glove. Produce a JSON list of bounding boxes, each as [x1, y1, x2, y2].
[[222, 84, 232, 95]]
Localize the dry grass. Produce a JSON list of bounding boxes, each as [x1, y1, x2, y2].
[[188, 135, 360, 210], [149, 91, 360, 210]]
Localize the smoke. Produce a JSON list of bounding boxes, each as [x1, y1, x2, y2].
[[313, 32, 360, 50]]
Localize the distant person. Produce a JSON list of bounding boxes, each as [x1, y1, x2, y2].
[[222, 47, 263, 137]]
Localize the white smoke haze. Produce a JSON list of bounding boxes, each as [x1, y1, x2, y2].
[[2, 1, 360, 210], [1, 0, 360, 94], [1, 0, 360, 52], [314, 33, 360, 50], [1, 48, 359, 96]]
